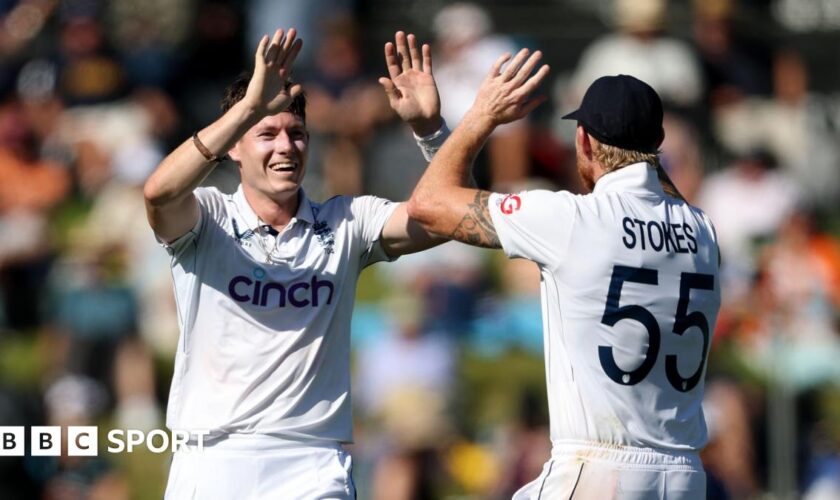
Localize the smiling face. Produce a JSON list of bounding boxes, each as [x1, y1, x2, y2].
[[229, 112, 309, 202]]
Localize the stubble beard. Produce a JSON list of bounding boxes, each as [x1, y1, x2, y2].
[[576, 152, 596, 192]]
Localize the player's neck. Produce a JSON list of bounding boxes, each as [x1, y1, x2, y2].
[[581, 161, 608, 192], [242, 183, 299, 230]]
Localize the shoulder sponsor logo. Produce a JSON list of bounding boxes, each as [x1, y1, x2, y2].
[[228, 267, 335, 308], [500, 194, 522, 215]]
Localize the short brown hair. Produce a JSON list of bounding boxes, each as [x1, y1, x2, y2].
[[221, 72, 306, 121], [592, 140, 660, 173]]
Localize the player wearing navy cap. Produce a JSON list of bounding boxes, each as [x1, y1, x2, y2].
[[145, 28, 451, 499], [408, 53, 720, 499]]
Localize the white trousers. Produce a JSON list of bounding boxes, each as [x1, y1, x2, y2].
[[164, 435, 356, 500], [513, 441, 705, 500]]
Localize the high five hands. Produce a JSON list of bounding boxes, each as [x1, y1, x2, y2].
[[242, 29, 545, 133], [244, 28, 304, 117], [379, 31, 443, 137], [467, 49, 550, 127]]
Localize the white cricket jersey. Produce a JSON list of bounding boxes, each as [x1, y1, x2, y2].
[[161, 185, 396, 442], [488, 162, 721, 452]]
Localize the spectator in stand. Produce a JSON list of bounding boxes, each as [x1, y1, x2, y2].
[[494, 390, 551, 499], [712, 50, 840, 209], [659, 112, 705, 204], [112, 338, 162, 435], [172, 1, 247, 132], [569, 0, 703, 110], [472, 256, 543, 355], [0, 94, 70, 330], [0, 0, 59, 92], [746, 210, 840, 389], [761, 210, 840, 327], [107, 0, 192, 88], [245, 0, 350, 70], [355, 294, 456, 500], [432, 2, 531, 190], [721, 208, 840, 392], [378, 241, 486, 338], [563, 0, 708, 203], [35, 374, 129, 500], [702, 379, 760, 499], [64, 88, 179, 355], [54, 1, 126, 106], [303, 15, 392, 198], [692, 0, 772, 107], [697, 150, 799, 298]]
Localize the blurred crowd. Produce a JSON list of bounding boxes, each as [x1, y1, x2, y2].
[[1, 0, 840, 498]]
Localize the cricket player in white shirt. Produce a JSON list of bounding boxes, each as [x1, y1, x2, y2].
[[408, 49, 721, 498], [144, 28, 450, 499]]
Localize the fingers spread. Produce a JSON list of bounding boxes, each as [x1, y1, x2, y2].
[[255, 35, 269, 65], [288, 83, 304, 99], [274, 28, 295, 65], [281, 28, 296, 52], [378, 77, 397, 97], [407, 33, 421, 71], [520, 95, 548, 117], [502, 48, 530, 81], [395, 31, 411, 72], [265, 28, 284, 64], [384, 42, 401, 79], [489, 52, 512, 77], [509, 50, 543, 86], [422, 43, 433, 74], [515, 64, 550, 97], [279, 38, 303, 72]]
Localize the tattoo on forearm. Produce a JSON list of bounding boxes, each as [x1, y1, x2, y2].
[[450, 190, 501, 248]]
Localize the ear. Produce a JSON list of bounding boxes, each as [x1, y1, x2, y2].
[[228, 142, 241, 163], [576, 124, 593, 160]]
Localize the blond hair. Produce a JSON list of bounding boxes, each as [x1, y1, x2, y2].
[[592, 141, 660, 173], [590, 140, 686, 199]]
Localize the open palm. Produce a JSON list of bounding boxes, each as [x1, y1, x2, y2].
[[380, 32, 441, 135], [245, 28, 304, 117], [470, 48, 550, 126]]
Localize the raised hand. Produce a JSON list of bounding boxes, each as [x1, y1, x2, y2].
[[244, 28, 304, 117], [379, 31, 442, 136], [466, 48, 550, 127]]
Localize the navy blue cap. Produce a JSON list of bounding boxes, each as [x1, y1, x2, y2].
[[562, 75, 664, 153]]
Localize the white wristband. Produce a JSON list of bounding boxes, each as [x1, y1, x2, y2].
[[414, 122, 451, 162]]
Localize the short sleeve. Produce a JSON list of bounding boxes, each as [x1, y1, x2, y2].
[[159, 187, 225, 260], [488, 190, 577, 267], [349, 195, 399, 268]]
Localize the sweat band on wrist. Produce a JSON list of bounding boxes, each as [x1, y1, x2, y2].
[[414, 122, 451, 162]]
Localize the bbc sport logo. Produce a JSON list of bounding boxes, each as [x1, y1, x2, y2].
[[0, 426, 211, 456]]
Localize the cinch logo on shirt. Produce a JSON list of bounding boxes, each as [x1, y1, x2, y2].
[[228, 268, 335, 308]]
